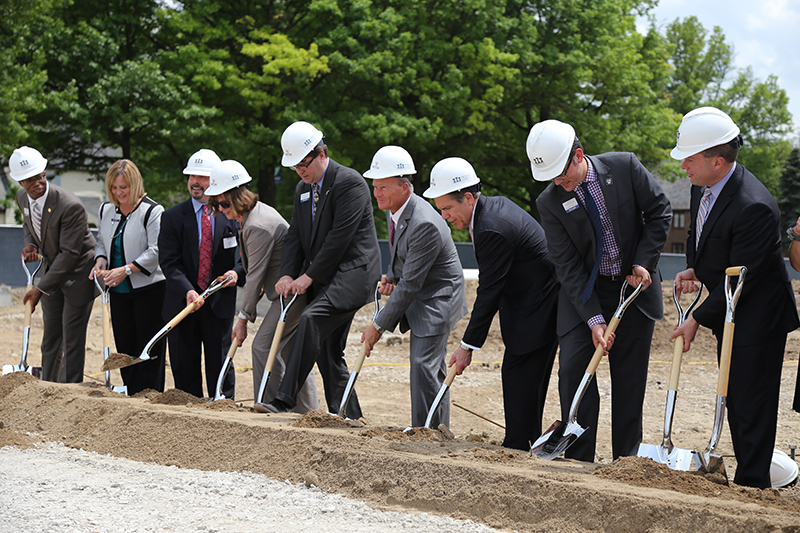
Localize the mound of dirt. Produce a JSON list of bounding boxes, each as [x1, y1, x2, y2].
[[149, 388, 205, 405]]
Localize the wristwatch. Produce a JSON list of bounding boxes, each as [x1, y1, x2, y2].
[[372, 322, 385, 335], [124, 265, 132, 276], [786, 226, 800, 242]]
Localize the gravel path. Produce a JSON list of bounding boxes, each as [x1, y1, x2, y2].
[[0, 443, 507, 533]]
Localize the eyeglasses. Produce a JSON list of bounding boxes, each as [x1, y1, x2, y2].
[[211, 200, 231, 210], [21, 172, 47, 184], [290, 151, 319, 171], [554, 154, 573, 180]]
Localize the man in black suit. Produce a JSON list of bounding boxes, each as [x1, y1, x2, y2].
[[265, 122, 381, 417], [669, 107, 799, 488], [158, 149, 245, 399], [425, 157, 559, 451], [530, 120, 672, 462]]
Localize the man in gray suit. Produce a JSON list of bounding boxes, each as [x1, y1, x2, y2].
[[360, 146, 467, 428], [11, 146, 97, 383], [529, 120, 671, 462], [265, 121, 381, 417]]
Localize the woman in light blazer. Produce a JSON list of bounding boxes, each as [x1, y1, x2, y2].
[[90, 159, 166, 395], [205, 159, 317, 411]]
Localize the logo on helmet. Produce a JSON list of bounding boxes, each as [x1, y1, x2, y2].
[[19, 159, 30, 167], [532, 157, 544, 165]]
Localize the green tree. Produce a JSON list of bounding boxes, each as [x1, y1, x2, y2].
[[777, 147, 800, 252]]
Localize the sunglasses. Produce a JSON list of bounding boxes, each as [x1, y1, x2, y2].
[[211, 200, 231, 210]]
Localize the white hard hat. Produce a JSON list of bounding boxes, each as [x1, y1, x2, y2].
[[205, 160, 252, 196], [183, 149, 222, 176], [526, 120, 576, 182], [363, 145, 417, 179], [8, 146, 48, 182], [770, 449, 799, 488], [422, 157, 480, 199], [281, 121, 323, 167], [670, 106, 740, 160]]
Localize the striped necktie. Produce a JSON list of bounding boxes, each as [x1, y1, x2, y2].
[[31, 201, 42, 241], [695, 188, 713, 247]]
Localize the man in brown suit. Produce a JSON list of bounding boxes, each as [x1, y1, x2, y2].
[[10, 146, 97, 382]]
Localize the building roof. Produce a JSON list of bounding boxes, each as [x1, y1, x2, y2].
[[655, 176, 692, 211]]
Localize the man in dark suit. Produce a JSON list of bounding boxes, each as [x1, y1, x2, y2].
[[158, 149, 245, 399], [360, 146, 467, 428], [424, 157, 560, 450], [530, 120, 672, 462], [265, 122, 381, 417], [11, 146, 97, 383], [669, 107, 799, 488]]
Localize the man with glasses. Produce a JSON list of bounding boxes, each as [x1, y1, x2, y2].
[[527, 120, 671, 462], [264, 121, 380, 417], [10, 146, 97, 382]]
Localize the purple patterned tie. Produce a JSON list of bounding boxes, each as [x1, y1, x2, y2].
[[389, 218, 395, 247], [695, 188, 713, 247]]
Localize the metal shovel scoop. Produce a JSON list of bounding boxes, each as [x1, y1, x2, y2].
[[104, 275, 234, 371], [93, 276, 128, 395], [695, 265, 747, 481], [423, 363, 457, 428], [252, 293, 299, 412], [211, 336, 238, 401], [531, 279, 644, 460], [637, 283, 703, 470], [3, 255, 43, 378], [336, 281, 382, 418]]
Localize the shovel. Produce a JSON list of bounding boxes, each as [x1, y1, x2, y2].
[[253, 293, 299, 412], [3, 255, 43, 378], [531, 279, 644, 460], [695, 265, 747, 481], [336, 281, 382, 418], [423, 363, 457, 429], [211, 336, 238, 401], [93, 276, 128, 395], [637, 283, 703, 469], [103, 275, 234, 371]]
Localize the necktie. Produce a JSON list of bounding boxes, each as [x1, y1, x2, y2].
[[31, 201, 42, 241], [198, 205, 212, 291], [312, 183, 320, 221], [695, 188, 713, 247], [581, 181, 604, 304], [389, 218, 395, 247]]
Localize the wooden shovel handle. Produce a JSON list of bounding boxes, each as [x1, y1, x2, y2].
[[225, 337, 239, 360], [725, 266, 744, 276], [717, 322, 734, 396], [23, 283, 34, 328], [668, 336, 684, 391], [443, 361, 457, 387], [166, 298, 202, 328], [351, 339, 368, 375], [585, 316, 621, 376], [264, 320, 286, 373]]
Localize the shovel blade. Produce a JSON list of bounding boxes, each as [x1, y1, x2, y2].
[[637, 443, 699, 471], [2, 364, 42, 379], [637, 443, 669, 464], [696, 451, 728, 481], [530, 419, 586, 460]]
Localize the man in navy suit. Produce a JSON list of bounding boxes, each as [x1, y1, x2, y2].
[[265, 122, 381, 417], [425, 157, 560, 450], [158, 149, 245, 399], [530, 120, 671, 462], [670, 107, 799, 488]]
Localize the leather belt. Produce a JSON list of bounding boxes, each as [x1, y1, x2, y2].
[[598, 274, 623, 281]]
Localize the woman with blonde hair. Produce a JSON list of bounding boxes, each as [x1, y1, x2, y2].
[[90, 159, 166, 395]]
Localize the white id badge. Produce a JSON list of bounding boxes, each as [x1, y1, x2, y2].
[[562, 198, 579, 213], [223, 236, 237, 249]]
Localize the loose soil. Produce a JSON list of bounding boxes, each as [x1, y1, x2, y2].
[[2, 280, 800, 532]]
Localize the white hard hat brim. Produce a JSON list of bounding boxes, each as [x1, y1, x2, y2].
[[10, 160, 47, 182], [204, 177, 251, 197], [531, 159, 567, 182]]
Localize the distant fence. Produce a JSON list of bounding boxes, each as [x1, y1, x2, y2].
[[2, 225, 798, 287]]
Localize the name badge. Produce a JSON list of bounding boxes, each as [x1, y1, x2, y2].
[[562, 198, 579, 213], [23, 207, 29, 216], [223, 236, 237, 249], [300, 192, 310, 203]]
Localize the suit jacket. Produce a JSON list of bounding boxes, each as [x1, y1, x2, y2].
[[17, 183, 96, 306], [238, 201, 288, 322], [687, 163, 799, 343], [158, 198, 245, 320], [375, 193, 467, 337], [536, 152, 672, 336], [280, 159, 381, 311], [464, 195, 559, 354]]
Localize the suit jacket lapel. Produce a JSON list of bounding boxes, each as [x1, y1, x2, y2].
[[389, 195, 415, 275], [310, 164, 335, 245], [697, 168, 739, 252], [591, 156, 622, 246], [38, 188, 57, 246], [184, 201, 200, 272]]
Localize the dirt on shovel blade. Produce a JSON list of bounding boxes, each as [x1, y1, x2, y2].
[[100, 352, 138, 371]]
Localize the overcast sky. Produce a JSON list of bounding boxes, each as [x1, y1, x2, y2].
[[637, 0, 800, 141]]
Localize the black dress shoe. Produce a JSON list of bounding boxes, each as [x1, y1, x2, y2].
[[263, 399, 293, 413]]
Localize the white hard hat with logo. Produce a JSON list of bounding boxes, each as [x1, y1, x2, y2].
[[363, 145, 417, 179], [670, 106, 740, 160], [770, 449, 799, 488], [184, 149, 222, 176], [9, 146, 48, 182], [204, 160, 253, 196], [281, 121, 324, 168], [526, 120, 576, 182], [422, 157, 480, 199]]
